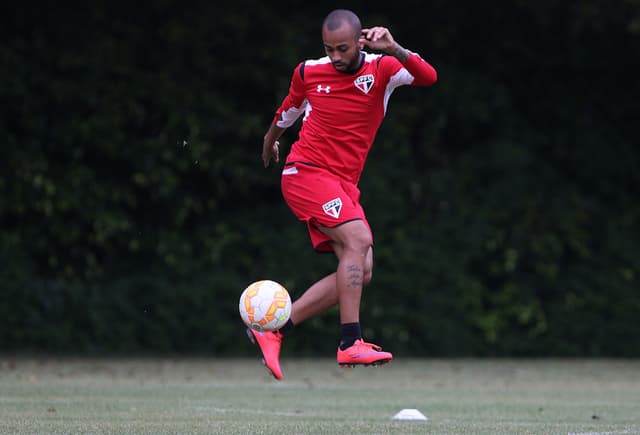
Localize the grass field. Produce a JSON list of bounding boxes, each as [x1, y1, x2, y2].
[[1, 357, 639, 434]]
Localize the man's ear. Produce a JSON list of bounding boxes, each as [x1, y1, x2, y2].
[[359, 31, 369, 49]]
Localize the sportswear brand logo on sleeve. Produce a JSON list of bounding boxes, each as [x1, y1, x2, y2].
[[316, 84, 331, 93], [322, 198, 343, 218], [354, 74, 374, 94]]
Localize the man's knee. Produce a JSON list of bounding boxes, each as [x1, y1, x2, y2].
[[321, 220, 372, 254], [363, 247, 373, 285], [342, 224, 372, 254], [363, 267, 373, 285]]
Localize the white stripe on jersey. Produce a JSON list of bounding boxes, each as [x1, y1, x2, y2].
[[305, 56, 332, 66], [363, 52, 381, 63], [277, 99, 309, 128], [383, 68, 415, 115], [304, 52, 381, 66]]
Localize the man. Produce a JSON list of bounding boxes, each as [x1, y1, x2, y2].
[[248, 9, 437, 380]]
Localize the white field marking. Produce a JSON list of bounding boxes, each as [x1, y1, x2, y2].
[[568, 431, 638, 435], [207, 407, 303, 417]]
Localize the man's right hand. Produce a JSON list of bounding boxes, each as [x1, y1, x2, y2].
[[262, 139, 280, 167]]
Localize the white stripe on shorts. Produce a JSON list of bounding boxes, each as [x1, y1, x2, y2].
[[282, 166, 298, 175]]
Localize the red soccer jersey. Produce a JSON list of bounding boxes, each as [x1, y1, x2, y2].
[[275, 51, 437, 184]]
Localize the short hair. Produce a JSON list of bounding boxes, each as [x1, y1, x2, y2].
[[323, 9, 361, 37]]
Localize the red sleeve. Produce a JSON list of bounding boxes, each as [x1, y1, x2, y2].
[[274, 62, 308, 127], [401, 53, 437, 86]]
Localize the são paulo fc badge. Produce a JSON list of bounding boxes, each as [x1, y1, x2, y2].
[[322, 198, 343, 218], [354, 74, 374, 94]]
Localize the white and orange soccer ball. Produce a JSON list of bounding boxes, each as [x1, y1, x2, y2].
[[239, 280, 292, 332]]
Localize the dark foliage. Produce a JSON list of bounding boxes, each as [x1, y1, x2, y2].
[[1, 1, 638, 356]]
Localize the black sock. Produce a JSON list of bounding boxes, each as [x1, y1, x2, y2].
[[339, 322, 361, 350], [277, 319, 295, 334]]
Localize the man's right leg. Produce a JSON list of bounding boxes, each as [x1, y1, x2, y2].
[[247, 272, 340, 380], [290, 273, 339, 324]]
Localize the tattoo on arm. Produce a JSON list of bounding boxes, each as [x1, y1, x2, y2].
[[392, 43, 410, 62]]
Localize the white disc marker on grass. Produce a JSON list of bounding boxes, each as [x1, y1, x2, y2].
[[391, 408, 429, 421]]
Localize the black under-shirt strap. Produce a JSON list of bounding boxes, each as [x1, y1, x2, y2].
[[299, 62, 305, 80]]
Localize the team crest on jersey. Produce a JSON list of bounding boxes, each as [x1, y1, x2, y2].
[[322, 198, 342, 219], [354, 74, 374, 94]]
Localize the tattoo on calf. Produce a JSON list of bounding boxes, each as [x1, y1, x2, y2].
[[347, 264, 363, 288]]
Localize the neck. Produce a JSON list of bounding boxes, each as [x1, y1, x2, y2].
[[341, 52, 365, 74]]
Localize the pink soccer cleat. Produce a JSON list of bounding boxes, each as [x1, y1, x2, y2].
[[246, 328, 284, 380], [337, 339, 393, 367]]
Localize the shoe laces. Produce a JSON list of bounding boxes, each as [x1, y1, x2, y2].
[[267, 331, 283, 341], [253, 329, 282, 342], [353, 339, 382, 351]]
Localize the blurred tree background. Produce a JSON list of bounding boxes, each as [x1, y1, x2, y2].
[[1, 0, 638, 356]]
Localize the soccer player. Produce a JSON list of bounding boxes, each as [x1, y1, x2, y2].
[[247, 9, 437, 380]]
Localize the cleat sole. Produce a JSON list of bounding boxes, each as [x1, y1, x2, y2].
[[338, 359, 392, 368], [262, 358, 279, 379], [246, 328, 256, 344]]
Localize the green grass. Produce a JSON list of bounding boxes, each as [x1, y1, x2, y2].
[[1, 357, 639, 434]]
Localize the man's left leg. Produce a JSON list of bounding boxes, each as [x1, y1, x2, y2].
[[319, 221, 392, 366]]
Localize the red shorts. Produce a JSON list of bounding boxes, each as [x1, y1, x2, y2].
[[281, 163, 372, 252]]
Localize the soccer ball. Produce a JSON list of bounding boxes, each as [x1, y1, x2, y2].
[[239, 280, 292, 332]]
